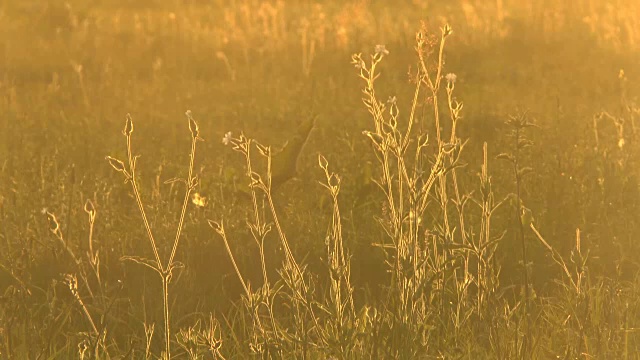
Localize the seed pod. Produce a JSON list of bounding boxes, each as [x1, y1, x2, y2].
[[123, 114, 134, 136], [84, 199, 96, 222]]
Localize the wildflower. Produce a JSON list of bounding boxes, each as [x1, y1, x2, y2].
[[387, 96, 397, 105], [445, 73, 457, 84], [374, 44, 389, 57], [41, 207, 48, 215], [222, 131, 232, 145], [191, 193, 207, 207]]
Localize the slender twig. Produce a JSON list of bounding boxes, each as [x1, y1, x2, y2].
[[106, 111, 201, 359]]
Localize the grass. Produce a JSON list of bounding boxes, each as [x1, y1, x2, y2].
[[1, 0, 640, 358]]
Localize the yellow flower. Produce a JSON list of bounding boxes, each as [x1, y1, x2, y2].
[[191, 193, 207, 207]]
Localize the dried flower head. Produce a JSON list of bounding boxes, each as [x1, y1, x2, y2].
[[375, 44, 389, 57], [445, 73, 457, 84], [186, 110, 201, 140], [222, 131, 232, 146]]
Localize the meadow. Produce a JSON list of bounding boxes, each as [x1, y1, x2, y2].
[[1, 0, 640, 358]]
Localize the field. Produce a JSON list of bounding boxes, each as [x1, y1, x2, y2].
[[1, 0, 640, 358]]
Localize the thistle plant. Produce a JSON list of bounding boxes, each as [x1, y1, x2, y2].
[[106, 111, 202, 359], [351, 23, 478, 355]]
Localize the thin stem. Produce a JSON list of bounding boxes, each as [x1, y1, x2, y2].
[[266, 190, 301, 280], [168, 135, 198, 267], [118, 115, 201, 360], [219, 226, 250, 297], [245, 143, 270, 286], [162, 275, 171, 359], [126, 134, 163, 270]]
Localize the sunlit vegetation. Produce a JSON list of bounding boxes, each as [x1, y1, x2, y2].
[[1, 0, 639, 358]]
